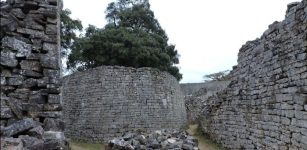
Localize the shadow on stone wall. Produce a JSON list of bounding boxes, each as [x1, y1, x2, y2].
[[200, 1, 307, 149], [1, 0, 67, 149], [181, 81, 230, 123], [62, 66, 187, 143]]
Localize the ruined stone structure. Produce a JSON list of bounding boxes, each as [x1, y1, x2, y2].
[[0, 0, 66, 149], [181, 81, 230, 122], [106, 129, 199, 149], [200, 1, 307, 149], [181, 81, 231, 98], [62, 66, 187, 143]]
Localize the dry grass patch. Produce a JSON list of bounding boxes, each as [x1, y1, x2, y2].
[[186, 124, 225, 150], [70, 140, 105, 150]]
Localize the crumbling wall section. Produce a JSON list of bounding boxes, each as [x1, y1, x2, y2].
[[200, 1, 307, 149], [62, 66, 187, 143], [181, 81, 230, 122], [0, 0, 66, 149]]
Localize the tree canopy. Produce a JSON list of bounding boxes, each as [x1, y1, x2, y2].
[[203, 70, 231, 82], [67, 0, 182, 80], [60, 9, 83, 57]]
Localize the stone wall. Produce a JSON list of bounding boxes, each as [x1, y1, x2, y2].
[[181, 81, 230, 97], [181, 81, 230, 122], [200, 1, 307, 149], [0, 0, 66, 149], [62, 66, 187, 143]]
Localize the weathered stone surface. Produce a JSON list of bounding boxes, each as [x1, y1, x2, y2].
[[18, 69, 43, 78], [1, 36, 31, 57], [47, 17, 57, 24], [1, 69, 12, 77], [31, 39, 43, 52], [47, 0, 58, 5], [46, 84, 60, 94], [63, 66, 187, 142], [43, 69, 60, 79], [2, 118, 37, 137], [42, 42, 56, 53], [0, 0, 65, 149], [28, 126, 44, 138], [182, 81, 230, 122], [21, 103, 43, 116], [43, 140, 66, 150], [29, 90, 47, 104], [19, 135, 44, 150], [23, 78, 38, 88], [43, 104, 62, 111], [198, 1, 307, 149], [0, 137, 23, 150], [47, 94, 60, 104], [23, 1, 39, 11], [0, 50, 18, 67], [40, 55, 59, 69], [107, 130, 199, 150], [8, 88, 30, 100], [0, 17, 18, 31], [17, 27, 45, 37], [46, 24, 57, 35], [37, 7, 57, 18], [1, 76, 6, 85], [24, 19, 45, 31], [43, 118, 64, 131], [7, 75, 23, 86], [1, 107, 14, 119], [37, 77, 48, 87], [20, 60, 42, 72], [1, 86, 15, 93], [11, 8, 25, 19], [38, 111, 62, 118], [43, 139, 66, 150]]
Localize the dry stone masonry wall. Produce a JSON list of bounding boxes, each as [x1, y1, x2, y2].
[[181, 81, 231, 98], [0, 0, 66, 149], [62, 66, 187, 143], [181, 81, 230, 122], [200, 1, 307, 149]]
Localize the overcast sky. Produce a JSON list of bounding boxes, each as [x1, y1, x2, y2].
[[63, 0, 297, 83]]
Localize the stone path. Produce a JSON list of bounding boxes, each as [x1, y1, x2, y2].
[[186, 124, 222, 150]]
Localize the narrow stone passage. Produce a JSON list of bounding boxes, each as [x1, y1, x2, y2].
[[186, 124, 223, 150]]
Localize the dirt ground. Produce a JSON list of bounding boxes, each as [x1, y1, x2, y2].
[[70, 142, 105, 150], [186, 124, 223, 150]]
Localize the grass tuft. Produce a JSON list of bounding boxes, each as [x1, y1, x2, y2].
[[187, 124, 226, 150], [69, 140, 105, 150]]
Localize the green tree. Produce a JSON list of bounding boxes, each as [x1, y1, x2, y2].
[[67, 0, 182, 80], [203, 70, 231, 82], [60, 9, 83, 57]]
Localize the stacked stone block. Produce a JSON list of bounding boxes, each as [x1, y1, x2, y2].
[[181, 81, 230, 122], [0, 0, 65, 149], [62, 66, 187, 143], [200, 1, 307, 149]]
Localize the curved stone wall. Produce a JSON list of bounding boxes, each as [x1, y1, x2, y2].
[[200, 1, 307, 149], [62, 66, 187, 142]]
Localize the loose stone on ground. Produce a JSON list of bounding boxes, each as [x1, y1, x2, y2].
[[106, 129, 199, 150]]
